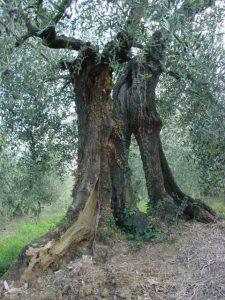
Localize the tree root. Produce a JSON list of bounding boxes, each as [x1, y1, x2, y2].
[[183, 197, 217, 223], [11, 184, 99, 281]]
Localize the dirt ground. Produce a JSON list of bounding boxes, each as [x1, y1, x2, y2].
[[1, 221, 225, 300]]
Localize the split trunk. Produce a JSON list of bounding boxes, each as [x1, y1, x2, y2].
[[114, 58, 216, 223]]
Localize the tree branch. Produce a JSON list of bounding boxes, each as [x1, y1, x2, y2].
[[178, 0, 215, 20], [16, 13, 90, 51], [166, 70, 181, 80], [37, 0, 43, 9], [16, 0, 87, 51], [142, 0, 215, 74], [166, 69, 194, 82], [132, 41, 144, 49], [40, 28, 89, 50], [102, 4, 144, 64], [52, 0, 75, 25], [144, 31, 165, 64], [34, 0, 74, 25], [102, 30, 134, 64]]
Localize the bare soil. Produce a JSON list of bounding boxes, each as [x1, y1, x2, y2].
[[1, 221, 225, 300]]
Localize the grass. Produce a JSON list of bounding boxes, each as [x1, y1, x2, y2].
[[0, 212, 64, 277], [0, 200, 149, 277], [0, 195, 224, 278], [204, 196, 225, 219], [137, 200, 148, 213]]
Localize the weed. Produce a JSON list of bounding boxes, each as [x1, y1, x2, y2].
[[131, 240, 143, 252], [123, 206, 161, 244], [106, 212, 117, 238], [175, 219, 185, 230], [168, 237, 178, 245]]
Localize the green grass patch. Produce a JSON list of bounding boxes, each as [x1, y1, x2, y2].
[[204, 196, 225, 219], [0, 212, 64, 277], [137, 200, 148, 213]]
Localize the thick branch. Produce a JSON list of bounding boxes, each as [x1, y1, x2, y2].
[[102, 30, 133, 64], [41, 33, 89, 50], [144, 30, 166, 74], [16, 17, 89, 50], [102, 4, 144, 64], [16, 1, 87, 51]]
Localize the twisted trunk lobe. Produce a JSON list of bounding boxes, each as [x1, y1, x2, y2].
[[12, 53, 133, 280], [114, 58, 216, 223]]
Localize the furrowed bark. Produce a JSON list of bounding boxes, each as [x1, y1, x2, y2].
[[110, 66, 138, 224], [12, 38, 136, 279], [114, 52, 216, 223], [110, 121, 135, 226], [12, 50, 114, 280]]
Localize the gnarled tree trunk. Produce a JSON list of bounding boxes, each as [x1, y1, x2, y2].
[[114, 53, 216, 223], [12, 51, 133, 280], [11, 33, 216, 281]]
